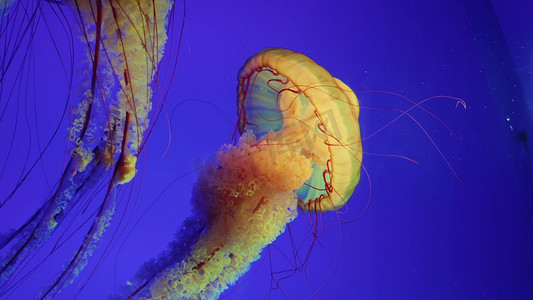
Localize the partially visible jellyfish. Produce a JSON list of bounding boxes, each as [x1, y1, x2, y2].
[[122, 48, 363, 299], [0, 0, 177, 298]]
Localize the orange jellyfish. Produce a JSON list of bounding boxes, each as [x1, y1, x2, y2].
[[0, 0, 177, 298], [123, 48, 362, 299]]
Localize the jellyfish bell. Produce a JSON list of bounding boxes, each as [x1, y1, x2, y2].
[[237, 48, 363, 212]]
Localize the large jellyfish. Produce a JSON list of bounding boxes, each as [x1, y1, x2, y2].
[[122, 48, 362, 299], [0, 0, 176, 297]]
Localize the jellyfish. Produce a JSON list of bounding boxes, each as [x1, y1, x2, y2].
[[121, 48, 363, 299], [0, 0, 176, 298]]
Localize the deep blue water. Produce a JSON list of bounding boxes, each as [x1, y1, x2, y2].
[[0, 0, 532, 299]]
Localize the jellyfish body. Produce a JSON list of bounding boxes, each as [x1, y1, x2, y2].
[[139, 133, 313, 299], [125, 48, 362, 299], [0, 0, 174, 297]]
